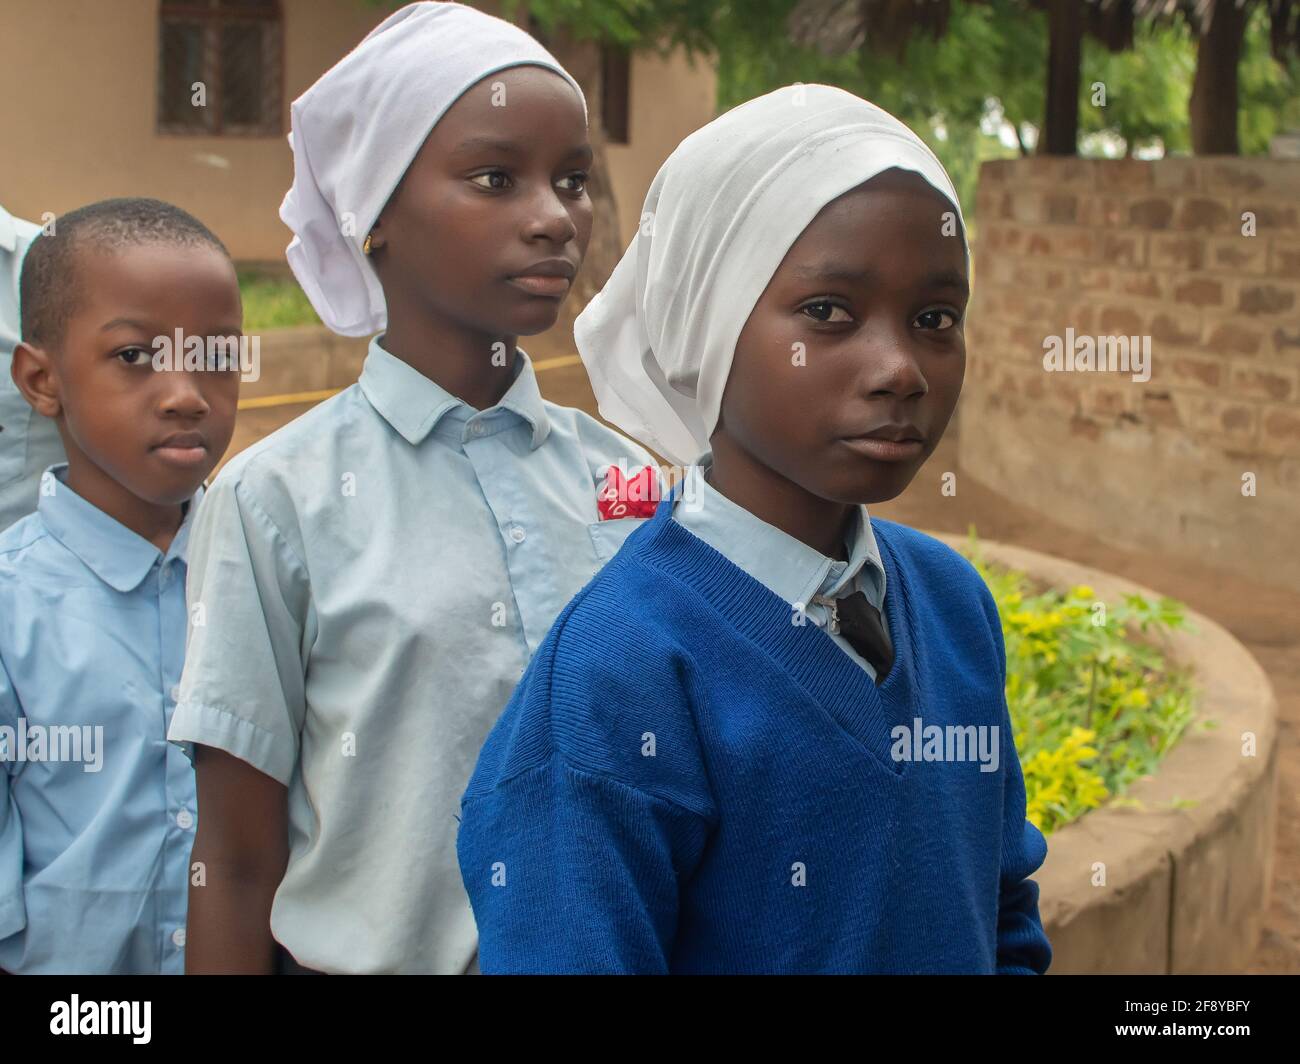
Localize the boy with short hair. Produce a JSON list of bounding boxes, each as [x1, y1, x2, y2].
[[0, 197, 241, 973]]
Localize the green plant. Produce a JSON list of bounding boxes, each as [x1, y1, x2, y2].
[[237, 269, 319, 332], [961, 530, 1198, 834]]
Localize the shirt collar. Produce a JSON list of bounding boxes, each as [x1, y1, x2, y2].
[[672, 452, 886, 608], [36, 464, 203, 592], [358, 336, 551, 449]]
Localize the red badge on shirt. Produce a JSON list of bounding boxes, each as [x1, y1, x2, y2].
[[597, 463, 659, 520]]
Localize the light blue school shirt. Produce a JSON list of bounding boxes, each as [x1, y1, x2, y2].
[[168, 336, 657, 974], [0, 206, 66, 532], [671, 452, 889, 679], [0, 464, 198, 974]]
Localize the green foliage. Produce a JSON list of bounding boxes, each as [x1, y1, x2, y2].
[[960, 532, 1198, 835], [237, 270, 319, 332], [1080, 20, 1195, 155]]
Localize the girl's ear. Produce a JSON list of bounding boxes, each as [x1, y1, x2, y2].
[[11, 341, 62, 418]]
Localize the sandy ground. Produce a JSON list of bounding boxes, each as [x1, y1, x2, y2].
[[227, 349, 1300, 974]]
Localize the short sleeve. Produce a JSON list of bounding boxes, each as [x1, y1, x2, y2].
[[167, 473, 313, 786], [0, 656, 26, 941]]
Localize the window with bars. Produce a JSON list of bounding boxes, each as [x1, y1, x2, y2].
[[157, 0, 283, 136]]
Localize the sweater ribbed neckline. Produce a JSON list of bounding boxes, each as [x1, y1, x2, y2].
[[625, 491, 912, 775]]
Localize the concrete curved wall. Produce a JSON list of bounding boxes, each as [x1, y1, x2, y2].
[[936, 534, 1279, 974]]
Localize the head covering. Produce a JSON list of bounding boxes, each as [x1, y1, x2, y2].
[[280, 1, 587, 337], [574, 84, 968, 466]]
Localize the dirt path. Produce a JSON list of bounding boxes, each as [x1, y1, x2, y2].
[[230, 355, 1299, 974]]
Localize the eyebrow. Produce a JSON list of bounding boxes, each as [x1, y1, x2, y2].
[[791, 263, 970, 297], [448, 136, 593, 163], [100, 317, 159, 333], [100, 319, 243, 336]]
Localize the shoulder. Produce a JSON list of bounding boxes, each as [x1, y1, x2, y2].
[[0, 512, 53, 582], [873, 517, 1003, 650], [466, 548, 711, 815], [873, 519, 987, 589], [872, 519, 1000, 627], [217, 385, 366, 488], [543, 400, 659, 470], [200, 386, 369, 534]]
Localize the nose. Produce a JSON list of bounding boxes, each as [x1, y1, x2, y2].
[[158, 366, 211, 419], [859, 323, 928, 400], [521, 182, 578, 246]]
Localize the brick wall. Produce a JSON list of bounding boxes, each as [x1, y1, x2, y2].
[[960, 157, 1300, 590]]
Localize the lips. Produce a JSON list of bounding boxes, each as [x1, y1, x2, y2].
[[847, 424, 925, 444], [839, 423, 927, 463], [152, 431, 210, 468], [154, 431, 207, 451], [507, 259, 577, 298]]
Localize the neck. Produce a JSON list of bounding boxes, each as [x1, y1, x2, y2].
[[381, 307, 519, 412], [706, 435, 852, 562], [60, 449, 183, 554]]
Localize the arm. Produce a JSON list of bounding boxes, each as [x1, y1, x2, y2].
[[457, 605, 714, 975], [185, 746, 288, 974], [458, 756, 708, 974], [167, 473, 311, 972]]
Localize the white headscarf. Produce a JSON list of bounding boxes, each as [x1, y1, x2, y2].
[[574, 84, 968, 466], [280, 1, 586, 337]]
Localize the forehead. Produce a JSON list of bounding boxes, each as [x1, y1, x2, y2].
[[781, 170, 967, 273], [70, 241, 240, 324], [431, 65, 588, 151]]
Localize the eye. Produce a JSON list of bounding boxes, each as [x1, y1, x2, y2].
[[558, 172, 588, 194], [915, 308, 960, 330], [800, 300, 853, 324], [469, 170, 512, 190], [115, 346, 151, 365]]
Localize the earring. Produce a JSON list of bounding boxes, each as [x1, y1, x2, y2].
[[362, 233, 373, 256]]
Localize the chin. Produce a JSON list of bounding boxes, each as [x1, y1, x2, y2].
[[820, 466, 917, 506], [508, 306, 563, 337]]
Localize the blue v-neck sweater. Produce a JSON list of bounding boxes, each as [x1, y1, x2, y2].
[[458, 494, 1052, 975]]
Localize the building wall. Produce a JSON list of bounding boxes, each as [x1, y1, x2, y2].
[[961, 156, 1300, 590], [0, 0, 715, 262]]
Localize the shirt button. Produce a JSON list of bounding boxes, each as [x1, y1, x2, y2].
[[172, 927, 187, 948], [170, 685, 181, 703], [509, 525, 526, 543], [176, 809, 194, 830], [468, 421, 486, 437]]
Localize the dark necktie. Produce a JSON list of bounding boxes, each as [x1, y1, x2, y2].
[[821, 590, 894, 684]]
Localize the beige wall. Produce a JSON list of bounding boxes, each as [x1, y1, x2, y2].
[[0, 0, 388, 261], [605, 45, 716, 246], [960, 156, 1300, 590], [0, 0, 715, 263]]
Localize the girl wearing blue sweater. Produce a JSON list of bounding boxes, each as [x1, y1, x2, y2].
[[456, 85, 1053, 975]]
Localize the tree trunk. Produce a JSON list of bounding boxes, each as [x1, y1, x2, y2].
[[1041, 0, 1083, 156], [1190, 0, 1249, 154]]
